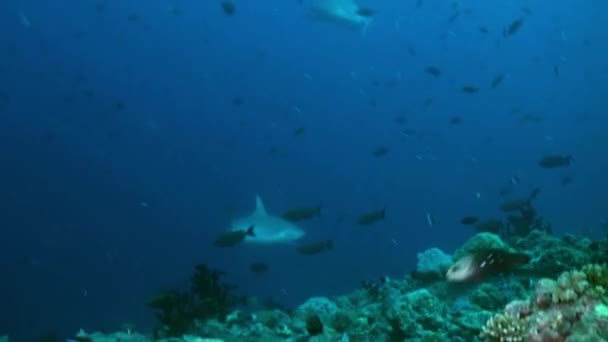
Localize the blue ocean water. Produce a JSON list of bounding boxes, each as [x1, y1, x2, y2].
[[0, 0, 606, 340]]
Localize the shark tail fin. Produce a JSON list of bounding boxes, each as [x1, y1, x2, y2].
[[254, 195, 268, 216], [246, 225, 255, 237]]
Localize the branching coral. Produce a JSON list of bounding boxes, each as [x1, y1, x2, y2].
[[480, 312, 527, 341]]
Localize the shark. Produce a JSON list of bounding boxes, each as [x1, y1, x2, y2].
[[309, 0, 373, 31], [230, 195, 305, 244]]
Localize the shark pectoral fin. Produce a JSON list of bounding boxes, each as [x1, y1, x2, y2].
[[254, 195, 268, 216]]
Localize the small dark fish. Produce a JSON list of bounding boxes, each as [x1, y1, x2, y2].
[[491, 74, 505, 88], [214, 225, 255, 247], [115, 101, 126, 111], [383, 79, 400, 88], [232, 96, 244, 106], [250, 262, 269, 273], [16, 255, 38, 267], [293, 126, 306, 137], [127, 13, 139, 22], [520, 113, 543, 124], [423, 98, 433, 107], [529, 187, 541, 200], [446, 248, 530, 282], [372, 146, 389, 157], [357, 209, 385, 225], [553, 65, 560, 77], [297, 240, 333, 256], [63, 95, 74, 104], [499, 186, 512, 197], [356, 7, 376, 17], [221, 1, 236, 16], [368, 97, 377, 107], [448, 11, 459, 23], [450, 116, 462, 125], [402, 128, 417, 136], [475, 219, 502, 233], [561, 175, 573, 186], [538, 155, 573, 168], [500, 199, 529, 212], [0, 92, 9, 105], [479, 26, 489, 34], [501, 186, 541, 212], [282, 206, 321, 222], [95, 3, 105, 14], [83, 89, 95, 98], [424, 66, 441, 77], [504, 18, 524, 37], [408, 47, 417, 56], [462, 86, 478, 94], [460, 216, 479, 225], [395, 115, 407, 125], [169, 6, 183, 16]]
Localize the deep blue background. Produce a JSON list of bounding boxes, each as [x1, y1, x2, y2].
[[0, 0, 606, 340]]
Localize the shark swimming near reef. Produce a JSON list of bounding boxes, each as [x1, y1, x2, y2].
[[309, 0, 373, 31], [230, 195, 305, 244]]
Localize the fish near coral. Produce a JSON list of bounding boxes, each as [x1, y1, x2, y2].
[[297, 240, 333, 255], [424, 66, 441, 77], [356, 209, 385, 225], [249, 262, 269, 273], [460, 216, 479, 225], [446, 248, 530, 282], [504, 18, 524, 37], [214, 225, 255, 247], [282, 206, 321, 222]]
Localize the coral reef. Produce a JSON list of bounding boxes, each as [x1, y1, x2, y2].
[[70, 230, 608, 341], [481, 264, 608, 341], [414, 247, 453, 281], [452, 232, 510, 260]]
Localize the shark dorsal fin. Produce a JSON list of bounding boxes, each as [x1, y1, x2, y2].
[[254, 195, 268, 216]]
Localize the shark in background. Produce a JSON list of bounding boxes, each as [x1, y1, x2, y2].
[[308, 0, 373, 31], [230, 195, 305, 244]]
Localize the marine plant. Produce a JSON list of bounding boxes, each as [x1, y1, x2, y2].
[[146, 263, 242, 338]]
